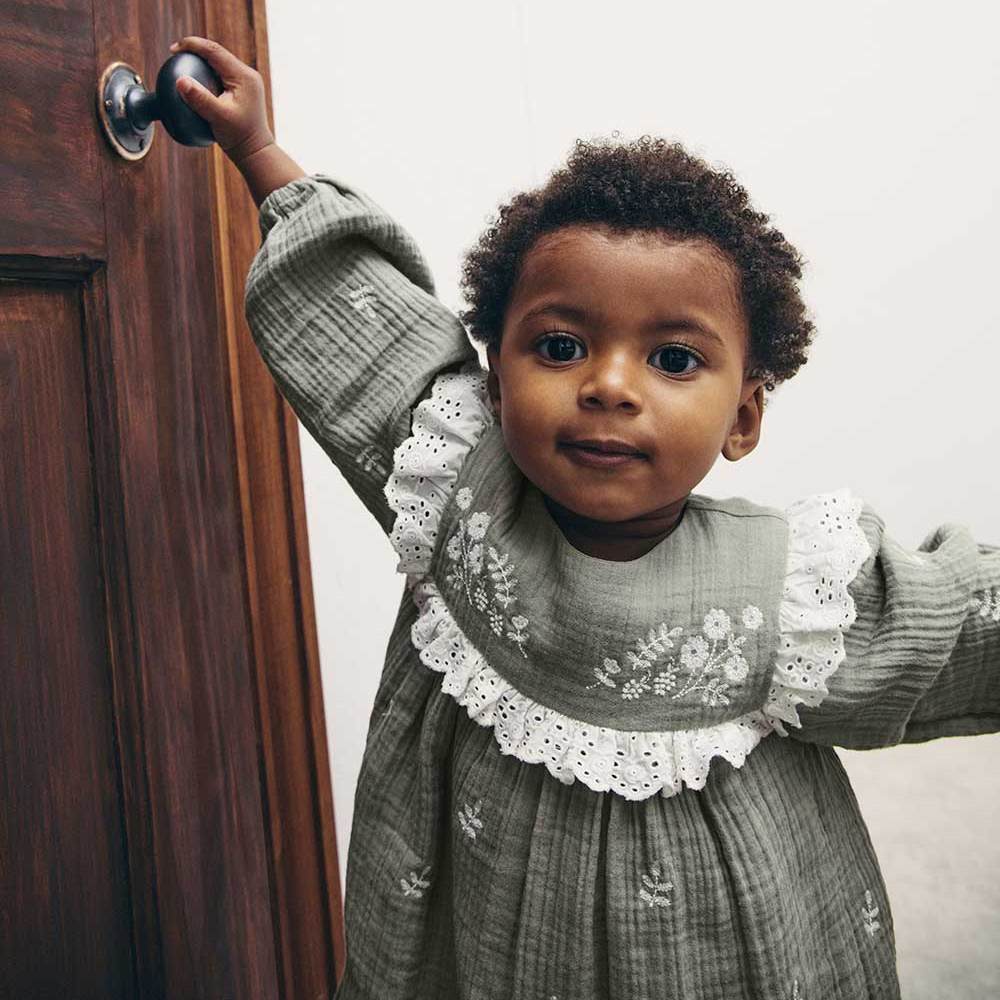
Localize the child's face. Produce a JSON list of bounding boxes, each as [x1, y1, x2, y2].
[[486, 225, 765, 524]]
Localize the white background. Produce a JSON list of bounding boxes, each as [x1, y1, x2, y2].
[[262, 1, 999, 994]]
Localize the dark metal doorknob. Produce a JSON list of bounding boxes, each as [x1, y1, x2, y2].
[[97, 53, 222, 161]]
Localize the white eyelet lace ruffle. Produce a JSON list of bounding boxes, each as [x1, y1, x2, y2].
[[383, 369, 873, 800], [409, 574, 776, 800], [762, 490, 873, 736], [382, 366, 493, 580]]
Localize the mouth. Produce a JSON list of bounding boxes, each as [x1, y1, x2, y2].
[[560, 438, 647, 458], [559, 440, 647, 468]]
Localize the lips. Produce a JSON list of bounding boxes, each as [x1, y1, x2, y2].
[[562, 438, 646, 457]]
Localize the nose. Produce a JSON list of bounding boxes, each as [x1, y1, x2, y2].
[[578, 350, 643, 411]]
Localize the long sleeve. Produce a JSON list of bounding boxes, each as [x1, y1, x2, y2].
[[784, 501, 1000, 748], [243, 173, 481, 535]]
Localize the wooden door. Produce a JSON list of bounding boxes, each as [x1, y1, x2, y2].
[[0, 2, 344, 997]]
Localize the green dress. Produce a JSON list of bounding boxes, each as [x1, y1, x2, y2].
[[244, 173, 1000, 1000]]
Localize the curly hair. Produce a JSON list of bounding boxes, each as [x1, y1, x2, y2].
[[459, 135, 815, 392]]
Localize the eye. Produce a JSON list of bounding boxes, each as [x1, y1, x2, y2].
[[534, 334, 703, 375], [651, 345, 701, 376], [535, 332, 584, 363]]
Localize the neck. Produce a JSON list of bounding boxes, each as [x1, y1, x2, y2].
[[542, 493, 689, 561]]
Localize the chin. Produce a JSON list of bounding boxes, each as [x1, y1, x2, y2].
[[544, 483, 647, 523]]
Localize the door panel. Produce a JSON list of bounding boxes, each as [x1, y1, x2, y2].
[[0, 280, 133, 996]]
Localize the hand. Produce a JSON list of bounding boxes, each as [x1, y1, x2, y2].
[[170, 36, 275, 165]]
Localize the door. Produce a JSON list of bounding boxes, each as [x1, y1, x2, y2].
[[0, 2, 344, 997]]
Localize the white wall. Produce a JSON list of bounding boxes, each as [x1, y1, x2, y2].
[[263, 2, 1000, 994]]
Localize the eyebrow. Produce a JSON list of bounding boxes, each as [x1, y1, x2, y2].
[[517, 302, 727, 348]]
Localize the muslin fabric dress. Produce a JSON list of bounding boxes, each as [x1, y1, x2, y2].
[[243, 173, 1000, 1000]]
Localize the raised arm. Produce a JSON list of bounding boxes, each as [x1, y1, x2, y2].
[[172, 35, 482, 536], [243, 173, 481, 533]]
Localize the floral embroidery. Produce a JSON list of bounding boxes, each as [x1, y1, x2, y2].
[[458, 800, 484, 840], [346, 282, 377, 320], [638, 862, 674, 908], [587, 605, 764, 707], [862, 889, 881, 937], [400, 863, 432, 898], [354, 442, 384, 475], [970, 588, 1000, 623], [445, 488, 529, 657]]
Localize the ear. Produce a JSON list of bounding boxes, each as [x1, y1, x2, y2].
[[722, 378, 765, 462], [486, 345, 502, 419]]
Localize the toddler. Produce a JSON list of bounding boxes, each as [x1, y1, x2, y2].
[[175, 36, 999, 1000]]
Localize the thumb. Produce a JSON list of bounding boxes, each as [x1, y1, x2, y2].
[[177, 76, 220, 116]]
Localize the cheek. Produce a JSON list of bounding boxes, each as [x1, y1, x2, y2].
[[647, 385, 733, 455], [498, 389, 551, 454], [498, 365, 557, 420], [493, 374, 565, 474]]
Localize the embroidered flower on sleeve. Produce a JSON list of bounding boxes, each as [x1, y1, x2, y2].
[[970, 588, 1000, 623], [587, 605, 765, 708], [354, 443, 385, 476], [345, 282, 378, 320], [444, 497, 530, 657]]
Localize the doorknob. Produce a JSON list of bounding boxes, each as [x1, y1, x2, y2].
[[97, 53, 222, 161]]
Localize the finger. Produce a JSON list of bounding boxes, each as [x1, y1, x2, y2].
[[177, 75, 224, 117], [169, 36, 252, 84]]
